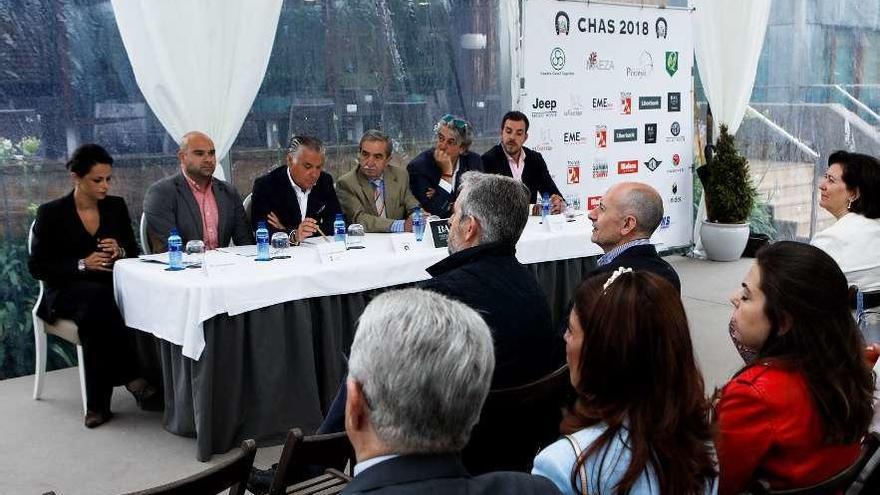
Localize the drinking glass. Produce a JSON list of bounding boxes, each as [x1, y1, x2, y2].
[[346, 224, 365, 249], [564, 194, 578, 221], [271, 232, 291, 259], [185, 240, 205, 268]]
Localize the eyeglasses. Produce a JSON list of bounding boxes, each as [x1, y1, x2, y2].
[[441, 113, 469, 131]]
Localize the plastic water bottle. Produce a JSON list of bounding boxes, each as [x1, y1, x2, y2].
[[256, 221, 270, 261], [334, 214, 346, 243], [413, 207, 425, 242], [167, 229, 183, 270], [541, 192, 551, 223]]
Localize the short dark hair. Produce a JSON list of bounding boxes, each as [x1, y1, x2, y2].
[[501, 111, 529, 132], [566, 270, 717, 494], [287, 134, 325, 158], [66, 144, 113, 177], [828, 150, 880, 218], [359, 130, 392, 158], [754, 241, 874, 443]]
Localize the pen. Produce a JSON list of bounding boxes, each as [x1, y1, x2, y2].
[[313, 204, 330, 242]]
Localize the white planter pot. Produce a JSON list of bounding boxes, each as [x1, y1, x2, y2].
[[700, 221, 750, 262]]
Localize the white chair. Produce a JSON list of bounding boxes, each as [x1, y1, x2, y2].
[[243, 193, 253, 223], [139, 211, 151, 255], [28, 222, 88, 415]]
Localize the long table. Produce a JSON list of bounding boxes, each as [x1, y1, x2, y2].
[[114, 216, 600, 460]]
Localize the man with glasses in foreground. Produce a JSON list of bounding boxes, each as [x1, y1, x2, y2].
[[407, 114, 483, 217]]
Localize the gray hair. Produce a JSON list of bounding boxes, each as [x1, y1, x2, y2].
[[359, 129, 392, 158], [620, 182, 664, 236], [457, 171, 529, 246], [433, 114, 475, 149], [286, 134, 325, 159], [348, 288, 495, 454]]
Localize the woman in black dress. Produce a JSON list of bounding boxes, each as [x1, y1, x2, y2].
[[28, 143, 158, 428]]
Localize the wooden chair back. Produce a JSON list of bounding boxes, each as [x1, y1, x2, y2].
[[268, 428, 354, 495]]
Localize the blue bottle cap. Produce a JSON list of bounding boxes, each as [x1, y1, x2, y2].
[[170, 228, 179, 235]]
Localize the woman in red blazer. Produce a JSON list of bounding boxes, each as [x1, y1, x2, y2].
[[715, 241, 874, 494]]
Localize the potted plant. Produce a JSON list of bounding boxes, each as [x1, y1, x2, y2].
[[697, 124, 756, 261]]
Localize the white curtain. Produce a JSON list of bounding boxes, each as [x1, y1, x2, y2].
[[691, 0, 771, 255], [111, 0, 283, 180]]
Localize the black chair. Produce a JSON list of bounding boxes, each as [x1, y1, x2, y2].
[[463, 364, 571, 474], [122, 439, 256, 495], [289, 468, 352, 495], [749, 432, 880, 494], [267, 428, 355, 495]]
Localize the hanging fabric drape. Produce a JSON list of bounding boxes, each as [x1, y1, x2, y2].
[[110, 0, 283, 180], [691, 0, 771, 255]]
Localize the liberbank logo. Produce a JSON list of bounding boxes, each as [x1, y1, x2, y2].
[[639, 96, 662, 110], [613, 127, 637, 142], [542, 47, 574, 76]]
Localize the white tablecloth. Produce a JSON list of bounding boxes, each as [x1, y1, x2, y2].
[[114, 215, 600, 360]]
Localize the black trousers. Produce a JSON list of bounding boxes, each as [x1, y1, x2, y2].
[[50, 280, 140, 413]]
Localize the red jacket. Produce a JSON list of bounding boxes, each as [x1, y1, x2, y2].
[[715, 362, 860, 495]]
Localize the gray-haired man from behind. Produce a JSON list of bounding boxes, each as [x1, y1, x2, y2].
[[341, 288, 560, 495]]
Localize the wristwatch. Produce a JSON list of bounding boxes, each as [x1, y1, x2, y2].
[[77, 259, 86, 272], [290, 230, 300, 246]]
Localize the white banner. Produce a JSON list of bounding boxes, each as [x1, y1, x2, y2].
[[521, 0, 694, 254]]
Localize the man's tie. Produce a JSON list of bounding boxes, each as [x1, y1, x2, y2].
[[373, 182, 386, 218]]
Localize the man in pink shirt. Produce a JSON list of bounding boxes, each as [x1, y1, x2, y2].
[[144, 131, 252, 252]]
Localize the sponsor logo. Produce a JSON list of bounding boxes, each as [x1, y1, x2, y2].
[[595, 125, 607, 149], [645, 123, 657, 144], [530, 97, 558, 118], [592, 159, 609, 178], [666, 121, 685, 142], [617, 160, 639, 174], [587, 196, 602, 210], [659, 215, 671, 230], [644, 157, 662, 171], [564, 94, 585, 117], [626, 51, 653, 79], [555, 11, 570, 35], [534, 128, 555, 153], [670, 182, 683, 203], [567, 165, 580, 184], [667, 92, 681, 112], [586, 51, 614, 71], [592, 97, 613, 111], [667, 152, 686, 174], [656, 17, 668, 39], [620, 92, 632, 115], [542, 47, 574, 76], [665, 51, 679, 77], [638, 96, 662, 110], [613, 127, 637, 142], [563, 130, 586, 145]]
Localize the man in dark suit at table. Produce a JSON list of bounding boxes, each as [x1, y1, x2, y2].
[[336, 130, 421, 233], [250, 134, 342, 243], [588, 181, 680, 291], [143, 131, 253, 252], [407, 113, 482, 217], [341, 288, 560, 495], [481, 111, 565, 213]]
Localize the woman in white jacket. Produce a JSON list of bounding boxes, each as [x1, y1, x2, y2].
[[811, 150, 880, 342]]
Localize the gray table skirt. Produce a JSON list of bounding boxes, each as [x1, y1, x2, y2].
[[154, 256, 597, 461]]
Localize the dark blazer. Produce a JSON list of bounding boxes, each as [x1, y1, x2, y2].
[[421, 242, 563, 389], [594, 243, 681, 292], [143, 171, 252, 252], [341, 454, 561, 494], [28, 192, 139, 322], [407, 149, 482, 217], [481, 144, 561, 203], [250, 165, 342, 236]]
